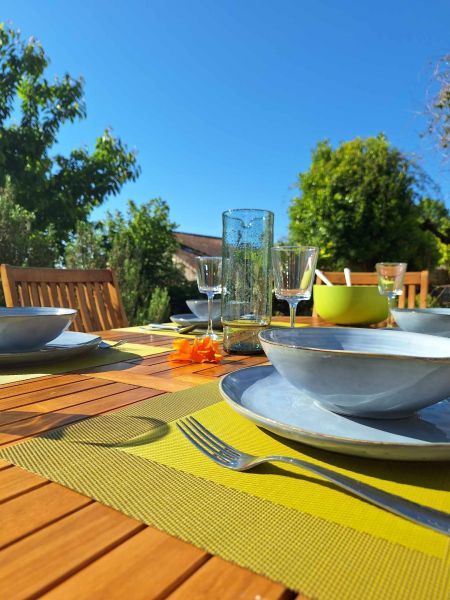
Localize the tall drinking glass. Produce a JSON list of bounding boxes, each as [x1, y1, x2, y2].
[[222, 209, 274, 354], [195, 256, 222, 340], [272, 246, 319, 327], [375, 262, 407, 328]]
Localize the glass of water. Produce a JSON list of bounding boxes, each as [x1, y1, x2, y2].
[[195, 256, 222, 339], [375, 262, 407, 328], [272, 246, 319, 328]]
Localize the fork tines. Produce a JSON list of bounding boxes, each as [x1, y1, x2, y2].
[[176, 417, 238, 465]]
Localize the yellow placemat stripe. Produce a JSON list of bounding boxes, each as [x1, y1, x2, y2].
[[122, 401, 448, 556], [0, 342, 170, 384], [0, 381, 448, 599], [119, 326, 199, 338]]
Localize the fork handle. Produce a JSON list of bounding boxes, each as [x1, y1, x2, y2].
[[263, 455, 450, 536]]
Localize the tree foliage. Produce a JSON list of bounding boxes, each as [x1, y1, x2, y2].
[[65, 198, 186, 323], [0, 178, 58, 267], [289, 135, 446, 271], [0, 24, 140, 245], [424, 54, 450, 157]]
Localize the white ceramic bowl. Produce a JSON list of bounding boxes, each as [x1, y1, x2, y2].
[[0, 307, 77, 351], [392, 308, 450, 337], [186, 299, 221, 321], [259, 327, 450, 419]]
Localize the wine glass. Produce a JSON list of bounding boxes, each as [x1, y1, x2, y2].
[[195, 256, 222, 339], [375, 262, 407, 328], [272, 246, 319, 327]]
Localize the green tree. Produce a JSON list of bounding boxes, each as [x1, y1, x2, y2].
[[417, 197, 450, 268], [0, 178, 58, 267], [289, 135, 443, 270], [0, 24, 140, 246], [65, 198, 187, 323], [65, 221, 107, 270]]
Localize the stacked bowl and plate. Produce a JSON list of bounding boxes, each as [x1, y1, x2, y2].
[[219, 304, 450, 461], [0, 308, 101, 365]]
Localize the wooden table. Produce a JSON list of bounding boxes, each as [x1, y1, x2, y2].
[[0, 317, 327, 599]]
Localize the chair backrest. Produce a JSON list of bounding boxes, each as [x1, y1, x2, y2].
[[1, 265, 128, 333], [313, 270, 429, 315]]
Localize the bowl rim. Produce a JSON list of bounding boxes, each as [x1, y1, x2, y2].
[[0, 307, 77, 318], [313, 284, 384, 291], [186, 298, 221, 303], [259, 326, 450, 363], [391, 307, 450, 316]]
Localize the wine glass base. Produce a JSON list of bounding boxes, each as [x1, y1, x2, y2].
[[200, 332, 221, 341]]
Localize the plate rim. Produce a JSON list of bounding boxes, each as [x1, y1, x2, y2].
[[170, 313, 221, 326], [0, 330, 101, 356], [0, 331, 101, 364], [219, 365, 450, 453]]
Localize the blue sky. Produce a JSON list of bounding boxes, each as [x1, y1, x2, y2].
[[3, 0, 450, 240]]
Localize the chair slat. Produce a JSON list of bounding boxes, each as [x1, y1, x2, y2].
[[48, 283, 60, 307], [58, 283, 71, 309], [39, 283, 51, 307], [101, 283, 117, 328], [407, 285, 416, 308], [20, 283, 32, 306], [77, 284, 95, 332], [85, 283, 102, 331], [29, 282, 41, 307], [94, 282, 112, 330]]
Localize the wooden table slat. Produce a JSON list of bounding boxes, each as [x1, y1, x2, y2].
[[0, 465, 49, 503], [0, 483, 92, 549], [0, 374, 92, 400], [0, 384, 162, 446], [42, 527, 210, 600], [0, 503, 145, 599], [0, 377, 115, 412], [166, 556, 298, 600]]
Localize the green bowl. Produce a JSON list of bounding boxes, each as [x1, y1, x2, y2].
[[313, 285, 389, 325]]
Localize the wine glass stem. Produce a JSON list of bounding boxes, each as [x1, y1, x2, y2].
[[387, 296, 395, 328], [288, 301, 299, 328], [206, 292, 214, 336]]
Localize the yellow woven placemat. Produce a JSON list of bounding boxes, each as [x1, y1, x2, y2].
[[0, 342, 170, 385], [0, 382, 448, 599]]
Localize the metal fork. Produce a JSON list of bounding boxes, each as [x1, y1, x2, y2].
[[177, 416, 450, 536]]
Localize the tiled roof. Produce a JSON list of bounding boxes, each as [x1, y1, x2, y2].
[[173, 232, 222, 280]]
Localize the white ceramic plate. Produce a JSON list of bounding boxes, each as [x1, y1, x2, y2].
[[219, 365, 450, 461], [0, 331, 101, 366], [170, 313, 222, 328]]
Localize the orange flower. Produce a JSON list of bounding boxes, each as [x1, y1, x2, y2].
[[169, 337, 223, 364]]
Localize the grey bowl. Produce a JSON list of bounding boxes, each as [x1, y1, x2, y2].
[[186, 299, 221, 321], [0, 307, 77, 351], [392, 308, 450, 338], [259, 327, 450, 419]]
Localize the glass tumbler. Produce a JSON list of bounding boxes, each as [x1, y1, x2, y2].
[[221, 208, 274, 354]]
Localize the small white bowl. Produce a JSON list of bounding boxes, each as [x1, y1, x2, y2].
[[392, 308, 450, 337], [259, 327, 450, 419], [186, 299, 221, 321], [0, 307, 77, 351]]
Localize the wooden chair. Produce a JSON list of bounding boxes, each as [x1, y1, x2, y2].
[[1, 265, 128, 333], [313, 270, 429, 316]]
